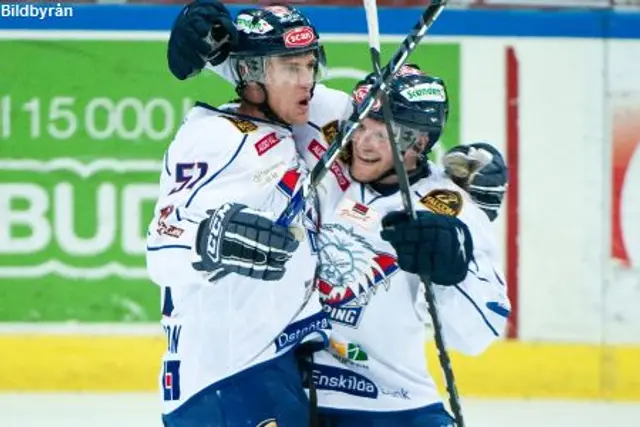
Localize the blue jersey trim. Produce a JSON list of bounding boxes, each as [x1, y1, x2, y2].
[[318, 402, 448, 416], [2, 5, 640, 39], [307, 121, 322, 132], [453, 281, 500, 337], [184, 134, 249, 209], [486, 301, 510, 319], [163, 151, 171, 177]]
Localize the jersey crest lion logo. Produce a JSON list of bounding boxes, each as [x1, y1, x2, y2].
[[316, 223, 399, 327]]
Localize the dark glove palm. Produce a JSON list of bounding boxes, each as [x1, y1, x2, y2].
[[168, 0, 239, 80], [381, 210, 473, 286]]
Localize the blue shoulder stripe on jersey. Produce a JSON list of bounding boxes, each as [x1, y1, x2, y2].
[[185, 134, 249, 209], [307, 121, 322, 132], [453, 281, 502, 337], [147, 244, 192, 251]]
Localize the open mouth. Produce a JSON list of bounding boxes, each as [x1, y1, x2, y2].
[[298, 97, 310, 107], [356, 155, 380, 165]]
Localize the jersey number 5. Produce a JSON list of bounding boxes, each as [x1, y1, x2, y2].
[[169, 162, 208, 195]]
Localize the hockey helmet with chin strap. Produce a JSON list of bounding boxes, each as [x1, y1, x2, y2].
[[343, 64, 450, 183], [354, 65, 449, 152], [229, 5, 326, 115]]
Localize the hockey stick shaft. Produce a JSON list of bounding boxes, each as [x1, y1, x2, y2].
[[276, 0, 447, 227], [363, 1, 465, 426]]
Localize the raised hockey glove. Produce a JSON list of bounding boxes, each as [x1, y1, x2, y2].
[[381, 211, 473, 286], [193, 203, 300, 281], [443, 142, 507, 222], [168, 0, 239, 80]]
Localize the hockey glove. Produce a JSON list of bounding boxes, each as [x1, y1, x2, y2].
[[443, 142, 507, 222], [381, 211, 473, 286], [193, 203, 300, 282], [168, 0, 239, 80]]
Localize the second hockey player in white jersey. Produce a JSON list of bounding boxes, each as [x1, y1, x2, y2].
[[147, 5, 333, 427], [302, 68, 511, 426]]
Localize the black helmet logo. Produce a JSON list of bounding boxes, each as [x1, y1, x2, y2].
[[283, 26, 316, 48]]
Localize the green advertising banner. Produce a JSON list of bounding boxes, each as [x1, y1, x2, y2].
[[0, 39, 460, 322]]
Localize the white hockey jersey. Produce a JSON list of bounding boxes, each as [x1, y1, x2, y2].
[[290, 85, 509, 412], [145, 103, 329, 414], [296, 132, 510, 412]]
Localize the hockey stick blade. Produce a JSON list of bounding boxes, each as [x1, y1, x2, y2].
[[276, 0, 448, 227]]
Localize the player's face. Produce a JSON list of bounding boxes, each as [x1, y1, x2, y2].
[[350, 118, 423, 184], [264, 53, 317, 125]]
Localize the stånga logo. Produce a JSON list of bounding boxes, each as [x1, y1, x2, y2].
[[284, 26, 316, 48]]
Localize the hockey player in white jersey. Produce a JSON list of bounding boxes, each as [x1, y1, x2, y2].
[[147, 5, 333, 427], [305, 68, 510, 426]]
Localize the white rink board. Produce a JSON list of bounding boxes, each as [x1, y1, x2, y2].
[[457, 36, 640, 343]]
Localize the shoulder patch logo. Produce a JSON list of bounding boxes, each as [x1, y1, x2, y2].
[[322, 120, 339, 144], [420, 189, 463, 216], [222, 116, 258, 134]]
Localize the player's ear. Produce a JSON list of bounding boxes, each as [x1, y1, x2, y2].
[[404, 134, 428, 167], [414, 134, 429, 153], [242, 82, 266, 105]]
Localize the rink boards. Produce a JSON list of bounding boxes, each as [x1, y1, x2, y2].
[[0, 331, 639, 400]]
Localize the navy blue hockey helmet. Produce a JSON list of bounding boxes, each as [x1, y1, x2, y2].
[[230, 5, 326, 84], [351, 65, 449, 153]]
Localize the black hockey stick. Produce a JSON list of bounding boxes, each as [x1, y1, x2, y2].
[[276, 0, 447, 227], [363, 1, 465, 426]]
